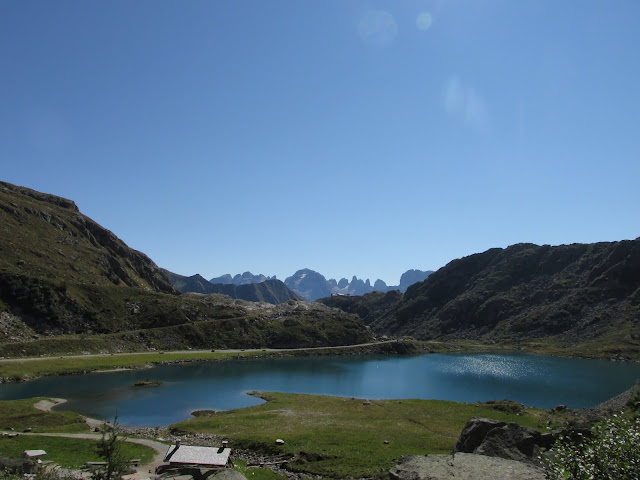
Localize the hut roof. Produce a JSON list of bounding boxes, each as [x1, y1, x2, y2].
[[22, 450, 47, 458], [163, 445, 231, 467]]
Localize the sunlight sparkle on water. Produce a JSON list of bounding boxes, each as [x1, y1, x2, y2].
[[441, 354, 542, 380]]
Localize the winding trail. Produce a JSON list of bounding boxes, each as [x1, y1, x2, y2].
[[2, 431, 168, 477], [17, 398, 169, 476]]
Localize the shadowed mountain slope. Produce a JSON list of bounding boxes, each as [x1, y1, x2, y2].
[[370, 241, 640, 351], [320, 241, 640, 356]]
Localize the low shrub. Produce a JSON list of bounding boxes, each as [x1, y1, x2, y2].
[[545, 413, 640, 479]]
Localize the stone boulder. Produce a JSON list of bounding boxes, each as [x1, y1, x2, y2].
[[475, 422, 544, 462], [454, 417, 506, 453], [454, 417, 552, 464]]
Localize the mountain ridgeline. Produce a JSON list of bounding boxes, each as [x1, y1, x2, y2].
[[0, 181, 372, 355], [284, 268, 433, 301], [170, 268, 434, 302], [210, 272, 276, 285], [321, 241, 640, 357], [2, 181, 639, 359], [163, 270, 302, 304]]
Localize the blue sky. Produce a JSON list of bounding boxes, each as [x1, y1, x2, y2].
[[2, 1, 639, 285]]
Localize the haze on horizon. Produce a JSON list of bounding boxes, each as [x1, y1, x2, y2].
[[2, 1, 639, 285]]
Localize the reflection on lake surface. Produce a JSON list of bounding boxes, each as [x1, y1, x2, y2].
[[1, 353, 639, 426]]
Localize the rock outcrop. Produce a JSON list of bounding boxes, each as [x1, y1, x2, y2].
[[453, 417, 553, 464]]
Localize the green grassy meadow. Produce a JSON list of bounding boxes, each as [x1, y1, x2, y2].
[[173, 392, 552, 478], [0, 398, 88, 433], [0, 436, 154, 468], [0, 398, 154, 469]]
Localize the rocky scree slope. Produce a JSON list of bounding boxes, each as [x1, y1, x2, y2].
[[0, 182, 371, 352]]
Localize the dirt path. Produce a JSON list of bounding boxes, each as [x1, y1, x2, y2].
[[32, 397, 104, 430], [30, 398, 166, 473], [0, 341, 395, 363]]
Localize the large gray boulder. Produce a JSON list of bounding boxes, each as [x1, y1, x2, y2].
[[475, 422, 544, 462], [454, 417, 551, 464], [454, 417, 506, 453]]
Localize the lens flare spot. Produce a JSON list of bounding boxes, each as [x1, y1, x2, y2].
[[357, 10, 398, 47], [416, 11, 433, 31]]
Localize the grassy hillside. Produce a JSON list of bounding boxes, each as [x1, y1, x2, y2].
[[0, 182, 372, 354]]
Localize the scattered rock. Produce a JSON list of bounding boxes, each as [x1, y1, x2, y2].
[[210, 470, 247, 480]]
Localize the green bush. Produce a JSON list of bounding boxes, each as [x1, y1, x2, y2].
[[545, 413, 640, 479]]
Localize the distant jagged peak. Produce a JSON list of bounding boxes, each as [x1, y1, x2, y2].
[[209, 273, 233, 284], [207, 267, 434, 301], [398, 269, 434, 292], [209, 272, 275, 285], [374, 279, 388, 290]]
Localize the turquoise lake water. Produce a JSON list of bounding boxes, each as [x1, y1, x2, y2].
[[1, 353, 640, 426]]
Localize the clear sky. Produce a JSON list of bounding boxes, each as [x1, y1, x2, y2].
[[2, 1, 639, 285]]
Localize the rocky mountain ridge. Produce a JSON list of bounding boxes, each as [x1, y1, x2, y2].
[[205, 269, 433, 302], [164, 270, 302, 304], [284, 268, 434, 301], [323, 240, 640, 356], [209, 272, 276, 285]]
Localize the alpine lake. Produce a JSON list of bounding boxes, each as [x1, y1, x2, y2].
[[2, 353, 640, 427]]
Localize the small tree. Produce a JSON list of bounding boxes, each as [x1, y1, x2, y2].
[[93, 416, 129, 480]]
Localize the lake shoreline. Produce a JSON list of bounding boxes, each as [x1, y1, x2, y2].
[[0, 340, 423, 383], [1, 338, 637, 384], [5, 350, 640, 427]]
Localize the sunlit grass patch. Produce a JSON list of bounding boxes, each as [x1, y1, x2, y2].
[[0, 398, 87, 433], [0, 435, 154, 469], [173, 392, 548, 478]]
